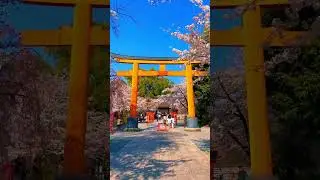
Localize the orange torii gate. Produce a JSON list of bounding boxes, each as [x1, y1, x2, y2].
[[112, 54, 208, 131], [20, 0, 109, 177], [211, 0, 307, 178]]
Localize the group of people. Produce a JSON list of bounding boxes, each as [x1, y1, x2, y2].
[[156, 111, 175, 128]]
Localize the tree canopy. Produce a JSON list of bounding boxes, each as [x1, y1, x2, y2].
[[125, 68, 174, 99], [266, 39, 320, 180], [45, 46, 109, 112], [261, 5, 320, 179]]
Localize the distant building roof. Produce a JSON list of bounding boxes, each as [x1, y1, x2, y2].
[[157, 102, 170, 109]]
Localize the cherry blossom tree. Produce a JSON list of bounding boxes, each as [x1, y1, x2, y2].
[[110, 77, 130, 112], [136, 83, 188, 113], [170, 0, 210, 64]]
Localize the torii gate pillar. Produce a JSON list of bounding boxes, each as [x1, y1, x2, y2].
[[127, 62, 139, 128], [21, 0, 110, 177], [185, 63, 201, 131], [63, 1, 91, 175]]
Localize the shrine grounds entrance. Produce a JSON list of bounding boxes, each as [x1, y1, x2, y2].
[[14, 0, 312, 178], [112, 54, 208, 131]]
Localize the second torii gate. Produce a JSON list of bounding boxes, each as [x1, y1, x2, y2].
[[211, 0, 307, 178], [20, 0, 109, 177], [112, 54, 208, 131]]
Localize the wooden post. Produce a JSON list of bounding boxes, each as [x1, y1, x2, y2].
[[63, 1, 91, 175], [185, 63, 196, 118], [184, 63, 201, 131], [159, 64, 166, 71], [130, 62, 139, 118], [243, 6, 272, 177]]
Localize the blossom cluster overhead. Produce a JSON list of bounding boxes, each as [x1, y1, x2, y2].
[[170, 0, 210, 65]]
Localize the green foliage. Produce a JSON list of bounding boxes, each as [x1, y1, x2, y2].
[[194, 76, 211, 127], [32, 53, 55, 75], [89, 47, 109, 112], [261, 5, 320, 30], [125, 69, 173, 98], [120, 109, 130, 124], [201, 26, 210, 43], [191, 25, 211, 127], [261, 6, 320, 179], [45, 46, 109, 112], [193, 63, 211, 127], [45, 47, 71, 75], [266, 39, 320, 180]]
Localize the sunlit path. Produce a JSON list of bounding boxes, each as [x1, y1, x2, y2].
[[110, 123, 210, 180]]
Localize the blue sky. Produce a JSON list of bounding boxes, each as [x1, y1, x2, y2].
[[211, 9, 241, 73], [6, 4, 108, 30], [6, 3, 108, 65], [5, 2, 242, 83], [111, 0, 209, 84]]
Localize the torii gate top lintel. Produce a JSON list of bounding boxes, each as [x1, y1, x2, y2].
[[23, 0, 110, 7], [211, 0, 289, 8], [111, 53, 202, 64], [112, 53, 208, 77]]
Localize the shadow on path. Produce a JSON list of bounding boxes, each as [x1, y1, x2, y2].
[[110, 130, 191, 180], [192, 139, 210, 152]]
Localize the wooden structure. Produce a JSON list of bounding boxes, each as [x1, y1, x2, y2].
[[20, 0, 109, 177], [146, 111, 155, 123], [157, 102, 171, 114], [113, 53, 208, 130], [211, 0, 307, 178]]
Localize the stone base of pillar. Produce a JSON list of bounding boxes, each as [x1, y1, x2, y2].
[[184, 117, 201, 132], [126, 117, 138, 129]]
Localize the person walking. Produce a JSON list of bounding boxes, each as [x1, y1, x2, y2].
[[168, 115, 175, 128], [157, 112, 161, 122], [163, 113, 168, 125]]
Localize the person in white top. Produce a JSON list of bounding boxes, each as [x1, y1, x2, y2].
[[167, 115, 175, 128], [163, 113, 168, 125]]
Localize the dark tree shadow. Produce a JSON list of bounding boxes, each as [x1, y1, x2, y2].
[[110, 130, 191, 179], [192, 139, 210, 152]]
